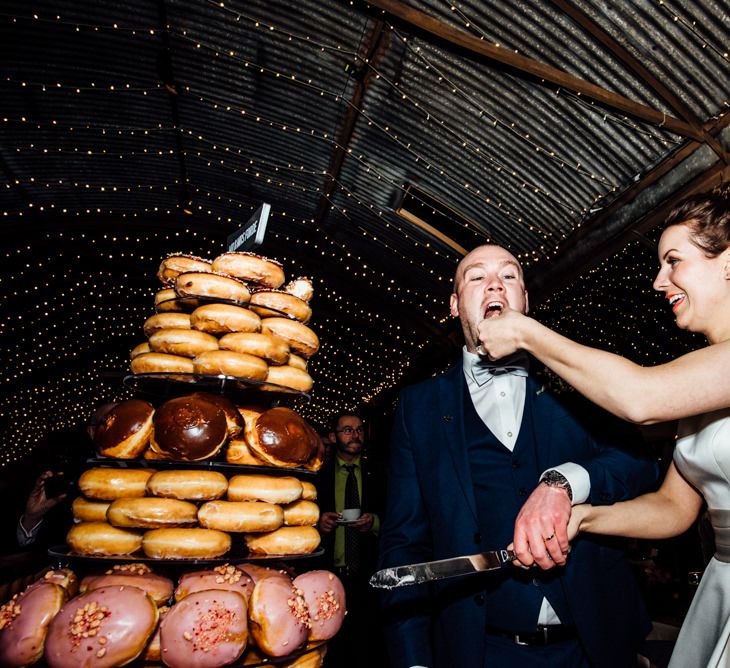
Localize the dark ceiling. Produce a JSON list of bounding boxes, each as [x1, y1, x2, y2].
[[1, 0, 728, 465]]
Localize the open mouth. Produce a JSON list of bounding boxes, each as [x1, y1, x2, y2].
[[484, 301, 504, 318], [668, 293, 686, 312]]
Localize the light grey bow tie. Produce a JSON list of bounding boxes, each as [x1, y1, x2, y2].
[[471, 353, 529, 387]]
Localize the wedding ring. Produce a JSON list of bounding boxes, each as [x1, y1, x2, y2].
[[543, 534, 555, 542]]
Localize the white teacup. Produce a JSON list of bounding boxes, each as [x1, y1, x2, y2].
[[341, 508, 361, 522]]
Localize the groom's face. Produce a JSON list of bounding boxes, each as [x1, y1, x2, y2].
[[450, 245, 528, 353]]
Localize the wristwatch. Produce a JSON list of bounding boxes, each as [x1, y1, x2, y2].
[[540, 470, 573, 502]]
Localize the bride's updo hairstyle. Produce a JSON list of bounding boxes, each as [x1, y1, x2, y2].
[[664, 188, 730, 257]]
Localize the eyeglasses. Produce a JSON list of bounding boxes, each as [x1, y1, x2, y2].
[[336, 426, 364, 435]]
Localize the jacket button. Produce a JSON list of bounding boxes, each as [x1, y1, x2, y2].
[[518, 487, 528, 496], [532, 578, 541, 587], [474, 594, 485, 605], [474, 532, 481, 544]]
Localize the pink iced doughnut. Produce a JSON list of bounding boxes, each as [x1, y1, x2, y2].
[[174, 564, 254, 604], [248, 577, 309, 657], [293, 570, 346, 641]]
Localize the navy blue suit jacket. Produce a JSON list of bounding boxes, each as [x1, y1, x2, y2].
[[378, 364, 660, 668]]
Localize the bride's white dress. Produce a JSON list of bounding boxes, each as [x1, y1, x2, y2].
[[668, 408, 730, 667]]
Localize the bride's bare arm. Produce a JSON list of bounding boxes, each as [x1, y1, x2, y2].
[[478, 309, 730, 424]]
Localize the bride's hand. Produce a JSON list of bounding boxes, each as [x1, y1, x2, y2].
[[568, 504, 588, 541], [476, 309, 528, 359]]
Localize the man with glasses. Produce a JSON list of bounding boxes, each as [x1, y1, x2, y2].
[[317, 412, 385, 667]]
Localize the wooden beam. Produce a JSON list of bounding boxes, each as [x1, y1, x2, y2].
[[365, 0, 702, 140]]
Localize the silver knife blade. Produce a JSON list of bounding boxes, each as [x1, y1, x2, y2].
[[370, 549, 516, 589]]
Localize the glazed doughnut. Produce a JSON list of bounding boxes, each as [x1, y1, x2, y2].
[[151, 393, 228, 461], [148, 328, 219, 358], [159, 590, 248, 668], [106, 497, 199, 529], [212, 251, 285, 289], [198, 500, 284, 533], [219, 331, 290, 366], [192, 350, 269, 380], [154, 288, 187, 312], [72, 496, 110, 523], [93, 398, 154, 459], [301, 481, 317, 501], [143, 312, 191, 337], [44, 584, 158, 668], [227, 474, 303, 505], [146, 469, 228, 501], [265, 365, 314, 393], [157, 253, 212, 285], [130, 342, 151, 359], [191, 303, 261, 335], [261, 318, 319, 358], [284, 276, 314, 303], [225, 438, 267, 466], [0, 582, 67, 667], [142, 528, 231, 559], [248, 577, 308, 656], [66, 521, 143, 556], [293, 570, 346, 641], [38, 568, 79, 597], [243, 526, 321, 556], [131, 351, 195, 374], [174, 564, 254, 603], [282, 499, 320, 527], [80, 572, 174, 607], [78, 467, 154, 500], [195, 392, 245, 437], [249, 290, 312, 323], [175, 271, 251, 303], [288, 353, 308, 371], [241, 407, 323, 468]]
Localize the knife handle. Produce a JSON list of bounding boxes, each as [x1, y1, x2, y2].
[[500, 549, 516, 564]]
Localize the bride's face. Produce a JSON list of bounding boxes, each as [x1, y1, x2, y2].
[[654, 223, 730, 342]]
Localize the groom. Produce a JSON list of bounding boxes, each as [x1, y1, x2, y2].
[[377, 244, 659, 668]]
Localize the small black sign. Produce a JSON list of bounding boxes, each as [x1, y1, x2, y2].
[[227, 202, 270, 252]]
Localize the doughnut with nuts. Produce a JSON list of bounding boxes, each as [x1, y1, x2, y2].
[[244, 525, 321, 556], [191, 302, 261, 335], [249, 290, 312, 323], [227, 474, 303, 505], [261, 317, 319, 358], [93, 398, 154, 459], [192, 349, 269, 380], [146, 469, 228, 501], [174, 564, 254, 603], [175, 271, 251, 303], [219, 331, 290, 366], [148, 328, 219, 358], [142, 528, 231, 559], [157, 253, 212, 286], [80, 571, 173, 607], [38, 568, 79, 597], [198, 500, 284, 533], [66, 521, 143, 556], [78, 467, 154, 500], [248, 577, 308, 656], [212, 251, 285, 289], [265, 365, 314, 393], [106, 497, 199, 529], [143, 312, 191, 337], [293, 570, 346, 641], [131, 352, 195, 374], [44, 584, 158, 668]]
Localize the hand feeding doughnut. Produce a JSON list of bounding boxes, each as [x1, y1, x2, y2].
[[148, 328, 219, 358], [265, 365, 314, 393], [191, 303, 261, 335], [175, 271, 251, 303], [159, 590, 248, 668], [72, 496, 111, 523], [157, 253, 212, 285], [282, 499, 320, 527], [44, 584, 158, 668], [284, 276, 314, 303], [154, 288, 187, 312], [130, 342, 151, 359], [227, 474, 303, 504], [142, 528, 231, 559], [66, 521, 143, 556], [247, 577, 308, 656], [106, 497, 199, 529], [219, 331, 290, 366], [174, 564, 254, 604], [80, 571, 173, 607], [243, 525, 321, 556], [192, 350, 269, 380], [143, 312, 191, 337], [293, 570, 346, 641], [93, 398, 154, 459], [146, 469, 228, 501], [78, 467, 155, 500], [131, 351, 195, 374], [241, 407, 322, 468], [198, 500, 284, 533], [151, 394, 228, 461], [0, 582, 67, 667], [211, 252, 285, 289], [261, 318, 319, 358], [249, 290, 312, 323]]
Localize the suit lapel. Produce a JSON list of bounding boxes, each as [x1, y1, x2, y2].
[[439, 365, 479, 522], [524, 373, 554, 470]]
